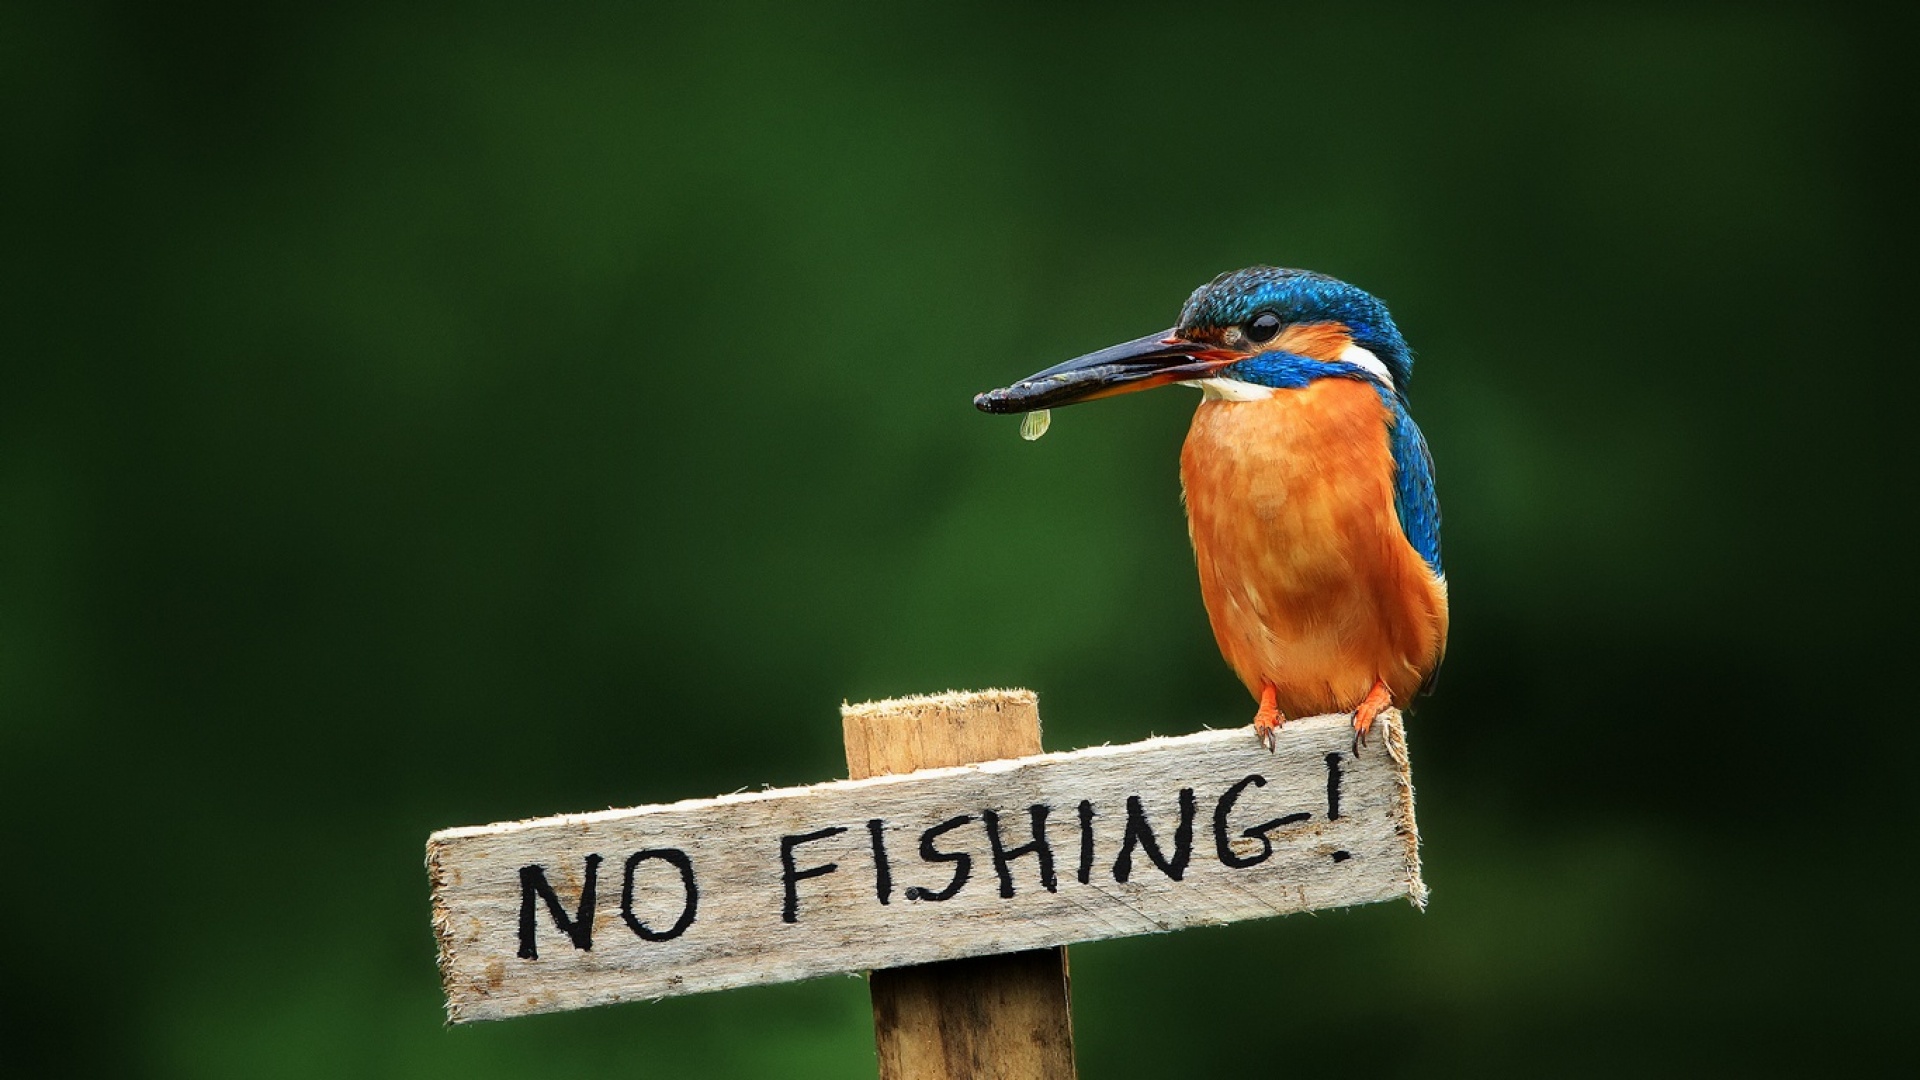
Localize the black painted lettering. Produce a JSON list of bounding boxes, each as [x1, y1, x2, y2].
[[1213, 774, 1312, 869], [516, 854, 601, 960], [1325, 752, 1345, 821], [779, 826, 847, 924], [1076, 800, 1096, 884], [903, 814, 973, 902], [866, 819, 893, 905], [1113, 789, 1196, 883], [982, 804, 1057, 898], [619, 848, 697, 942]]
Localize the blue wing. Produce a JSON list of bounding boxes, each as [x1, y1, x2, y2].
[[1383, 394, 1443, 578], [1382, 391, 1445, 696]]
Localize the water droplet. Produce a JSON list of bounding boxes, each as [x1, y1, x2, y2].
[[1019, 409, 1051, 441]]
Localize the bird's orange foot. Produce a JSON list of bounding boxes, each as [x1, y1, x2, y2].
[[1253, 680, 1286, 752], [1351, 679, 1393, 754]]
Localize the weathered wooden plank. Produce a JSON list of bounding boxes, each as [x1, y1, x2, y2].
[[844, 691, 1077, 1080], [427, 709, 1425, 1024]]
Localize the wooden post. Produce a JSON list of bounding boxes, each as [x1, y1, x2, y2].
[[842, 690, 1078, 1080]]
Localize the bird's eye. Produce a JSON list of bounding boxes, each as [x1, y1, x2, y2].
[[1245, 312, 1282, 345]]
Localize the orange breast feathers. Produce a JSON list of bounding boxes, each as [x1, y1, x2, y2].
[[1180, 377, 1449, 719]]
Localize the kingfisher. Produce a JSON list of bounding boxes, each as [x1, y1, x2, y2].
[[974, 266, 1447, 751]]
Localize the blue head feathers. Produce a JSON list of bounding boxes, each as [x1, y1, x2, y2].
[[1176, 266, 1416, 392]]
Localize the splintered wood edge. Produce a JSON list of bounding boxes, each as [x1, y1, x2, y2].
[[841, 688, 1044, 779], [841, 688, 1038, 720], [426, 841, 467, 1024], [1382, 709, 1427, 910]]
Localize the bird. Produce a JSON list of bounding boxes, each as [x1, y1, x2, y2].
[[974, 266, 1446, 752]]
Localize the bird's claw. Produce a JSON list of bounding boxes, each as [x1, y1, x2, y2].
[[1349, 679, 1393, 757], [1252, 680, 1283, 753]]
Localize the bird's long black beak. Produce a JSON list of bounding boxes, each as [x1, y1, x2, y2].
[[972, 329, 1230, 414]]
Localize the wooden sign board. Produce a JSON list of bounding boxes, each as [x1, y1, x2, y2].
[[428, 712, 1425, 1024]]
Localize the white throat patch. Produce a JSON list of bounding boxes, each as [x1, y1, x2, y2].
[[1187, 377, 1275, 401]]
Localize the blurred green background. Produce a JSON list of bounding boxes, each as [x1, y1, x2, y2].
[[5, 2, 1911, 1076]]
